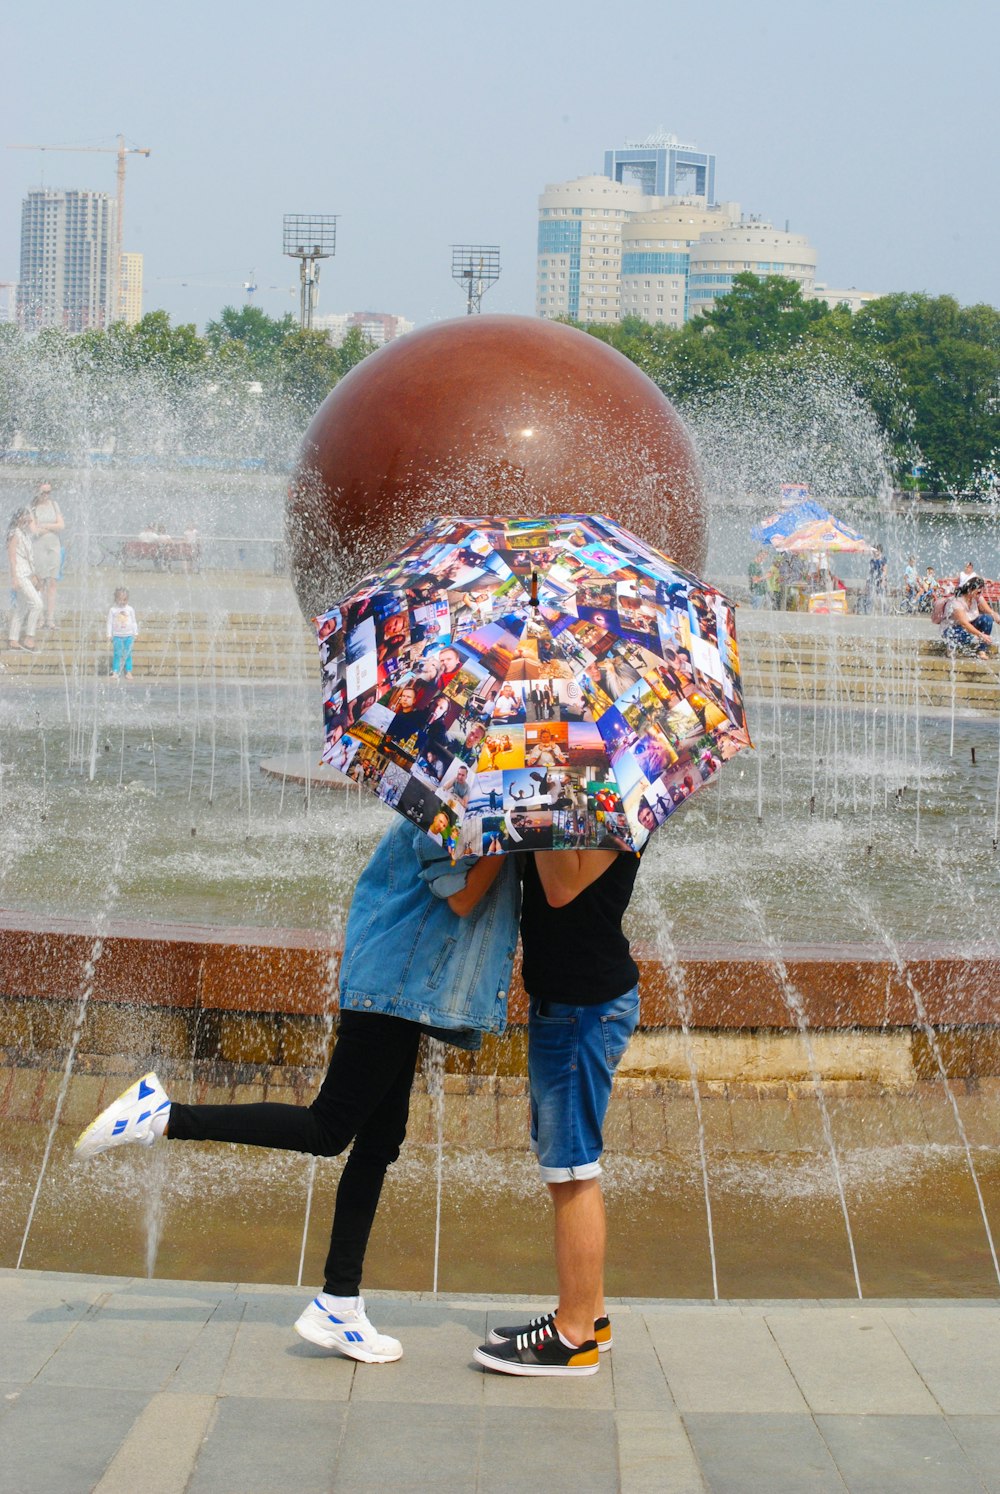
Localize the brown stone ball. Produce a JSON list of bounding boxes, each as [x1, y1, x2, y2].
[[287, 313, 706, 616]]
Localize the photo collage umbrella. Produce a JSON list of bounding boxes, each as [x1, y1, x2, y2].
[[315, 514, 752, 857]]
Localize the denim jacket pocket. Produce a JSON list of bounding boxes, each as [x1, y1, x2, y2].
[[425, 935, 457, 991]]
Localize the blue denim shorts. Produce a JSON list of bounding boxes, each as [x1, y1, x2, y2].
[[528, 986, 640, 1183]]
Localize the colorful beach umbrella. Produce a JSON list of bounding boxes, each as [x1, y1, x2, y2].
[[771, 516, 872, 554], [314, 514, 752, 857], [750, 500, 832, 545]]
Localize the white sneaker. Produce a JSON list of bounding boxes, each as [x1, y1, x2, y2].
[[294, 1294, 403, 1364], [74, 1072, 171, 1160]]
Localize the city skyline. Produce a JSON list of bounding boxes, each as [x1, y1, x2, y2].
[[3, 0, 997, 334]]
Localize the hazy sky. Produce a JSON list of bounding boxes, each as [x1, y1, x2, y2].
[[4, 0, 997, 332]]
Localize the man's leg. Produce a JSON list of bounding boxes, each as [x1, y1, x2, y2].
[[549, 1176, 605, 1347]]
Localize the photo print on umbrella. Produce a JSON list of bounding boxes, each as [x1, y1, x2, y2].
[[313, 512, 752, 853]]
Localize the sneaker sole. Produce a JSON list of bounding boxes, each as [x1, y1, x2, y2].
[[293, 1318, 402, 1364], [473, 1345, 599, 1377]]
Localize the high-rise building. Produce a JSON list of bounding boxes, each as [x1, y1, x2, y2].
[[619, 201, 742, 328], [605, 132, 716, 205], [17, 189, 119, 332], [536, 176, 646, 323], [538, 132, 821, 328], [686, 225, 817, 316], [119, 252, 144, 326]]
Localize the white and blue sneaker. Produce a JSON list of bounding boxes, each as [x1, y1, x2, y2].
[[294, 1294, 403, 1364], [74, 1072, 171, 1160]]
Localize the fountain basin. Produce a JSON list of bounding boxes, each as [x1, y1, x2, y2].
[[4, 913, 1000, 1084]]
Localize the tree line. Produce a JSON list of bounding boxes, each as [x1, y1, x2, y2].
[[1, 282, 997, 494], [573, 276, 999, 497]]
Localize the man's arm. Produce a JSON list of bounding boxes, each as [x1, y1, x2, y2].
[[533, 849, 618, 908], [447, 855, 505, 916]]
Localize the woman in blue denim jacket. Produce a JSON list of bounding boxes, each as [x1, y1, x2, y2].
[[75, 817, 520, 1364]]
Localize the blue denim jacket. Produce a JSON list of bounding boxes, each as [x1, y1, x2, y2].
[[338, 818, 520, 1049]]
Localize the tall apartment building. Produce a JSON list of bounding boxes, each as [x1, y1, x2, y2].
[[17, 189, 119, 332], [119, 252, 144, 326], [686, 225, 817, 315], [536, 176, 646, 323], [538, 133, 821, 328]]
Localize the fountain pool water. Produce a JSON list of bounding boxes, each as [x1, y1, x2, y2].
[[2, 346, 1000, 1301]]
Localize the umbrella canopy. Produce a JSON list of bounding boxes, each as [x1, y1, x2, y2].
[[750, 500, 832, 545], [314, 514, 752, 856], [771, 516, 872, 554]]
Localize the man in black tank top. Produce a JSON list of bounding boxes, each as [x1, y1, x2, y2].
[[475, 848, 641, 1378]]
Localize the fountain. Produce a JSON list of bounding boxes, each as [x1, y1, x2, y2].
[[2, 315, 999, 1300]]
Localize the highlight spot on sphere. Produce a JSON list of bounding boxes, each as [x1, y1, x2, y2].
[[287, 313, 707, 616]]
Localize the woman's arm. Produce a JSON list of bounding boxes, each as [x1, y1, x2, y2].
[[532, 848, 618, 908], [447, 855, 505, 916]]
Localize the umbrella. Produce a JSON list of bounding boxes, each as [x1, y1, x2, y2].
[[771, 517, 871, 554], [314, 514, 752, 856], [750, 500, 832, 545]]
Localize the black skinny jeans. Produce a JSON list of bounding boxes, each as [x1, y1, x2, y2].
[[167, 1010, 422, 1296]]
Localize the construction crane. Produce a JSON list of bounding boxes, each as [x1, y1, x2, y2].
[[7, 134, 151, 319]]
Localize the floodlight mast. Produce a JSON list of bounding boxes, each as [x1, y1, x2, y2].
[[451, 244, 500, 314], [283, 214, 338, 329]]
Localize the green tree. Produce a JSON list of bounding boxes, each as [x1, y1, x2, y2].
[[275, 328, 345, 414], [691, 272, 830, 361], [851, 294, 1000, 491], [205, 305, 297, 375]]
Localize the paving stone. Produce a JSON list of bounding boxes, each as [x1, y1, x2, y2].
[[335, 1400, 480, 1491], [187, 1394, 348, 1494], [816, 1414, 983, 1493], [766, 1307, 939, 1414], [883, 1306, 1000, 1414], [607, 1310, 673, 1412], [350, 1315, 485, 1405], [682, 1412, 844, 1493], [947, 1416, 1000, 1492], [0, 1383, 151, 1494], [93, 1391, 217, 1494], [218, 1317, 354, 1401], [35, 1288, 223, 1392], [164, 1294, 245, 1393], [480, 1406, 618, 1493], [644, 1308, 808, 1413], [616, 1409, 705, 1493]]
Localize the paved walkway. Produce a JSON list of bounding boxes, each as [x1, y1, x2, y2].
[[3, 1271, 1000, 1492]]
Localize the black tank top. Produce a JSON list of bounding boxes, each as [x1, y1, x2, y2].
[[520, 853, 641, 1005]]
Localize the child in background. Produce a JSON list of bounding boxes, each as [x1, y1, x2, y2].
[[107, 587, 139, 678]]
